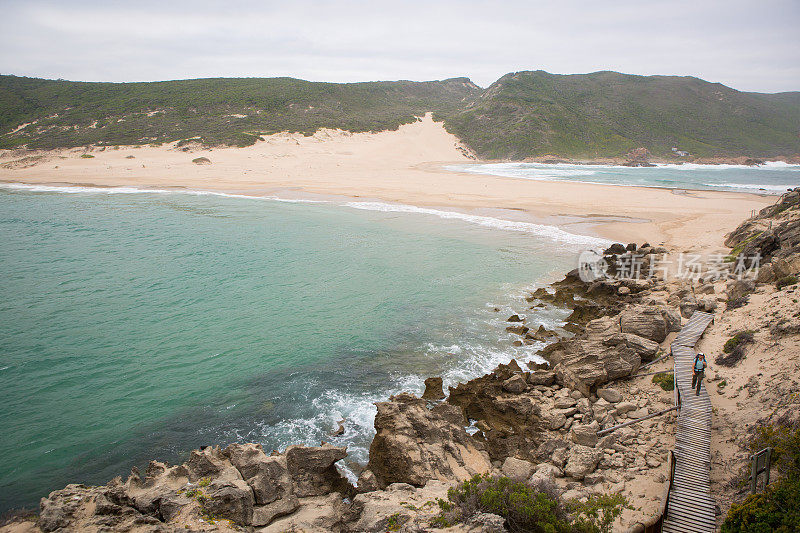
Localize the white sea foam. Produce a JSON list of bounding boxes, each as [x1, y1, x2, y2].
[[0, 182, 327, 203], [343, 201, 611, 248], [2, 182, 610, 249], [706, 182, 797, 192]]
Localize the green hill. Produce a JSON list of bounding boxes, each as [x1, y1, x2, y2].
[[1, 71, 798, 159], [439, 70, 800, 159], [0, 75, 480, 149]]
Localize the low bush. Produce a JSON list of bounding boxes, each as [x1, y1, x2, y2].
[[79, 153, 94, 158], [722, 475, 800, 532], [717, 331, 755, 367], [776, 275, 798, 290], [432, 474, 627, 533], [652, 372, 675, 391], [726, 296, 750, 310], [722, 416, 800, 532]]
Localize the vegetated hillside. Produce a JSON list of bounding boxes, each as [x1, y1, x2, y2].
[[0, 75, 480, 149], [438, 70, 800, 159]]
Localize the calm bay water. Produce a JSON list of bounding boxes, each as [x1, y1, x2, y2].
[[448, 161, 800, 193], [0, 185, 600, 510]]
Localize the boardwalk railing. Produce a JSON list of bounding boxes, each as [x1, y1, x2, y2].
[[661, 311, 716, 533]]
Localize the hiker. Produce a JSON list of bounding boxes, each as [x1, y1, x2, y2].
[[692, 352, 709, 395]]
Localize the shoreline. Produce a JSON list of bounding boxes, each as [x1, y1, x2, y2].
[[2, 189, 798, 532], [0, 114, 779, 251]]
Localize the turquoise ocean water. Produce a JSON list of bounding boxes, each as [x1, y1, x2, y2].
[[0, 184, 607, 511], [448, 161, 800, 193]]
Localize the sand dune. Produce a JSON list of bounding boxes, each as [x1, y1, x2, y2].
[[0, 114, 773, 249]]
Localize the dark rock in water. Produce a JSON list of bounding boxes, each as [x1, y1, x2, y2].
[[606, 243, 627, 255], [505, 324, 529, 335], [526, 325, 558, 342], [448, 361, 543, 461], [367, 392, 491, 487], [422, 376, 446, 400], [506, 314, 523, 322]]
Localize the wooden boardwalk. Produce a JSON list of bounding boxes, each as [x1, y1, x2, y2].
[[662, 311, 716, 533]]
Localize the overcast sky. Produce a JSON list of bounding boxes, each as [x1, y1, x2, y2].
[[1, 0, 798, 93]]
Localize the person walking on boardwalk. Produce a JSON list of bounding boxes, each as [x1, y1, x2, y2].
[[692, 352, 709, 395]]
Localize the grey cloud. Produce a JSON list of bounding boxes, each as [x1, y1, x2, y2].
[[0, 0, 797, 92]]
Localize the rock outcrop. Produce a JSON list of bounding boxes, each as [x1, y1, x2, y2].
[[367, 392, 492, 487], [33, 443, 352, 532]]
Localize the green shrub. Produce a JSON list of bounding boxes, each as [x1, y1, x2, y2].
[[722, 476, 800, 532], [776, 275, 798, 290], [726, 296, 750, 310], [79, 153, 94, 158], [718, 331, 755, 367], [569, 493, 629, 533], [652, 372, 675, 391], [723, 331, 755, 353], [432, 474, 627, 533], [723, 417, 800, 532]]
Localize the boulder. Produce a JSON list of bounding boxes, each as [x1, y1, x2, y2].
[[549, 412, 567, 430], [553, 397, 577, 409], [252, 495, 300, 527], [501, 457, 535, 482], [596, 388, 622, 404], [545, 316, 641, 395], [570, 424, 599, 447], [356, 469, 380, 493], [663, 307, 682, 332], [564, 445, 603, 480], [422, 377, 446, 400], [528, 370, 555, 386], [502, 374, 527, 394], [202, 478, 255, 525], [680, 296, 699, 318], [615, 402, 637, 415], [367, 393, 492, 487], [726, 279, 756, 301], [607, 332, 659, 361], [619, 305, 668, 342], [285, 444, 349, 497], [223, 443, 292, 505], [261, 492, 346, 533], [447, 362, 544, 461], [466, 512, 507, 533], [507, 314, 523, 322]]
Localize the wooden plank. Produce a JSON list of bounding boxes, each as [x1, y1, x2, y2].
[[662, 311, 716, 532]]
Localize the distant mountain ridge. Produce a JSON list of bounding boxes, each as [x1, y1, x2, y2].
[[1, 71, 798, 159], [0, 75, 480, 149], [440, 70, 800, 159]]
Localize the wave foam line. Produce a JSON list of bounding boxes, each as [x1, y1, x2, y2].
[[0, 182, 327, 203], [2, 182, 611, 248], [344, 201, 611, 248]]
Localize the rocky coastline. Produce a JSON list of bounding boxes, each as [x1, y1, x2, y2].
[[2, 189, 799, 533]]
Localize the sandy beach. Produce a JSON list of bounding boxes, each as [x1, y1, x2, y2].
[[0, 114, 774, 250]]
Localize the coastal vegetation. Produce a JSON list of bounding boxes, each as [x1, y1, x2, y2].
[[651, 372, 675, 391], [0, 75, 479, 149], [722, 418, 800, 532], [432, 474, 627, 533], [2, 71, 798, 158], [440, 71, 800, 159]]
